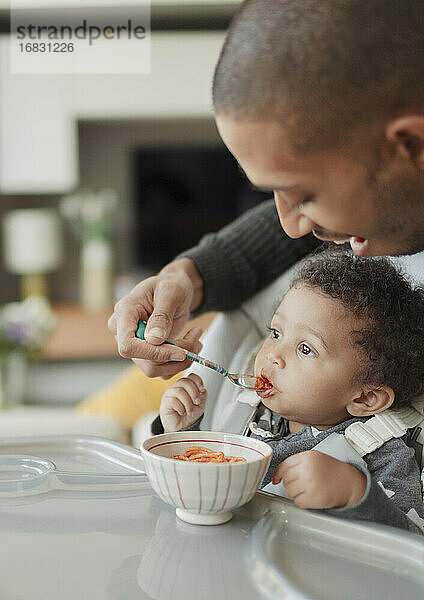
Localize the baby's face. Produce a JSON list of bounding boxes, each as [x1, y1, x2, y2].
[[254, 285, 365, 428]]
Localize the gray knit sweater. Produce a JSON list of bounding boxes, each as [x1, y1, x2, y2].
[[180, 199, 320, 314]]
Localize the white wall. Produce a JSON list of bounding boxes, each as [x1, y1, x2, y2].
[[0, 30, 225, 193]]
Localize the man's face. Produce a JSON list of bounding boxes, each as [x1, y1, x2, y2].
[[216, 115, 424, 256]]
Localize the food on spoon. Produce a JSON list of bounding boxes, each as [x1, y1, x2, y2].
[[173, 446, 246, 463]]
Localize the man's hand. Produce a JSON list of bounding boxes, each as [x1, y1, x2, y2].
[[272, 450, 367, 509], [160, 373, 207, 433], [108, 258, 204, 378]]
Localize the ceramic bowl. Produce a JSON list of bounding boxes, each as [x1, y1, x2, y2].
[[140, 431, 272, 525]]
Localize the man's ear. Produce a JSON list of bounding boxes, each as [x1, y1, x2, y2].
[[385, 115, 424, 167], [347, 386, 395, 418]]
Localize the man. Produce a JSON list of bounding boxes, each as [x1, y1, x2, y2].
[[109, 0, 424, 376]]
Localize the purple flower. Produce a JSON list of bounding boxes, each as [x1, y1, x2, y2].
[[3, 322, 28, 345]]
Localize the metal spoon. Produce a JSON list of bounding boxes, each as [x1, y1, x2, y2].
[[135, 320, 270, 392]]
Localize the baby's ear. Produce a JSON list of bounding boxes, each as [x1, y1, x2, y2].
[[346, 386, 395, 417]]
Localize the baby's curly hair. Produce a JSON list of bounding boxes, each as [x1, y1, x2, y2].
[[291, 248, 424, 408]]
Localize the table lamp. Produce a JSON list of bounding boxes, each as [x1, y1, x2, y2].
[[2, 208, 63, 299]]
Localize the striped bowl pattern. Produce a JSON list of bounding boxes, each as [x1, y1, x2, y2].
[[141, 431, 272, 524]]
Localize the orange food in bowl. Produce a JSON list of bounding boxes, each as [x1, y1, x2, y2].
[[173, 446, 246, 464]]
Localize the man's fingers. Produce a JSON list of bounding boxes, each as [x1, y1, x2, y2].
[[109, 265, 196, 366], [183, 326, 203, 341], [145, 311, 175, 344], [183, 327, 203, 354], [113, 299, 150, 359], [127, 341, 186, 363], [173, 326, 203, 354], [145, 275, 191, 343]]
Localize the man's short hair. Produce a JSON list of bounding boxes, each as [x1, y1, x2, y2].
[[291, 248, 424, 408], [213, 0, 424, 153]]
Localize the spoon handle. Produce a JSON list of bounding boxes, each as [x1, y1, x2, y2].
[[185, 351, 228, 376], [135, 320, 229, 376]]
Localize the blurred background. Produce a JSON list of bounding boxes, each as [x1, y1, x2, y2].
[[0, 0, 268, 415]]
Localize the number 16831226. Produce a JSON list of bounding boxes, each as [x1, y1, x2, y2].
[[19, 42, 74, 53]]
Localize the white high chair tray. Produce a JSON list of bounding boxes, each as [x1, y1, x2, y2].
[[0, 435, 422, 600]]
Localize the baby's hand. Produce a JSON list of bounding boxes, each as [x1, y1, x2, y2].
[[160, 373, 207, 433], [272, 450, 367, 509]]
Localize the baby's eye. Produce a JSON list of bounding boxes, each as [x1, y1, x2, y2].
[[266, 325, 282, 341], [297, 343, 316, 357]]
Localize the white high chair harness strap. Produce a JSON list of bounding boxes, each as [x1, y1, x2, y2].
[[344, 398, 424, 457]]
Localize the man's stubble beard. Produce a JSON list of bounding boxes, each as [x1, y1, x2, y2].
[[368, 154, 424, 256]]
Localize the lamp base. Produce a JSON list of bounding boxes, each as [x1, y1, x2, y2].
[[21, 273, 48, 299]]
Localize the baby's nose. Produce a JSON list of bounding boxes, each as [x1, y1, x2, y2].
[[267, 351, 285, 369]]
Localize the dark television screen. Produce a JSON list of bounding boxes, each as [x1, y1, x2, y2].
[[133, 146, 269, 270]]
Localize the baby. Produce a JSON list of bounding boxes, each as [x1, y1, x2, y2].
[[160, 250, 424, 534]]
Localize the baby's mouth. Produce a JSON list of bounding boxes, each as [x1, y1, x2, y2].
[[256, 371, 277, 398]]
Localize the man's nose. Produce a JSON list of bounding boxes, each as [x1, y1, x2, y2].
[[273, 192, 315, 239]]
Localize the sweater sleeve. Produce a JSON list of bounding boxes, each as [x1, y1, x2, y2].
[[178, 199, 320, 315], [151, 414, 203, 435], [326, 438, 424, 536]]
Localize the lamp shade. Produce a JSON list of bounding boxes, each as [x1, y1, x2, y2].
[[2, 208, 63, 274]]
